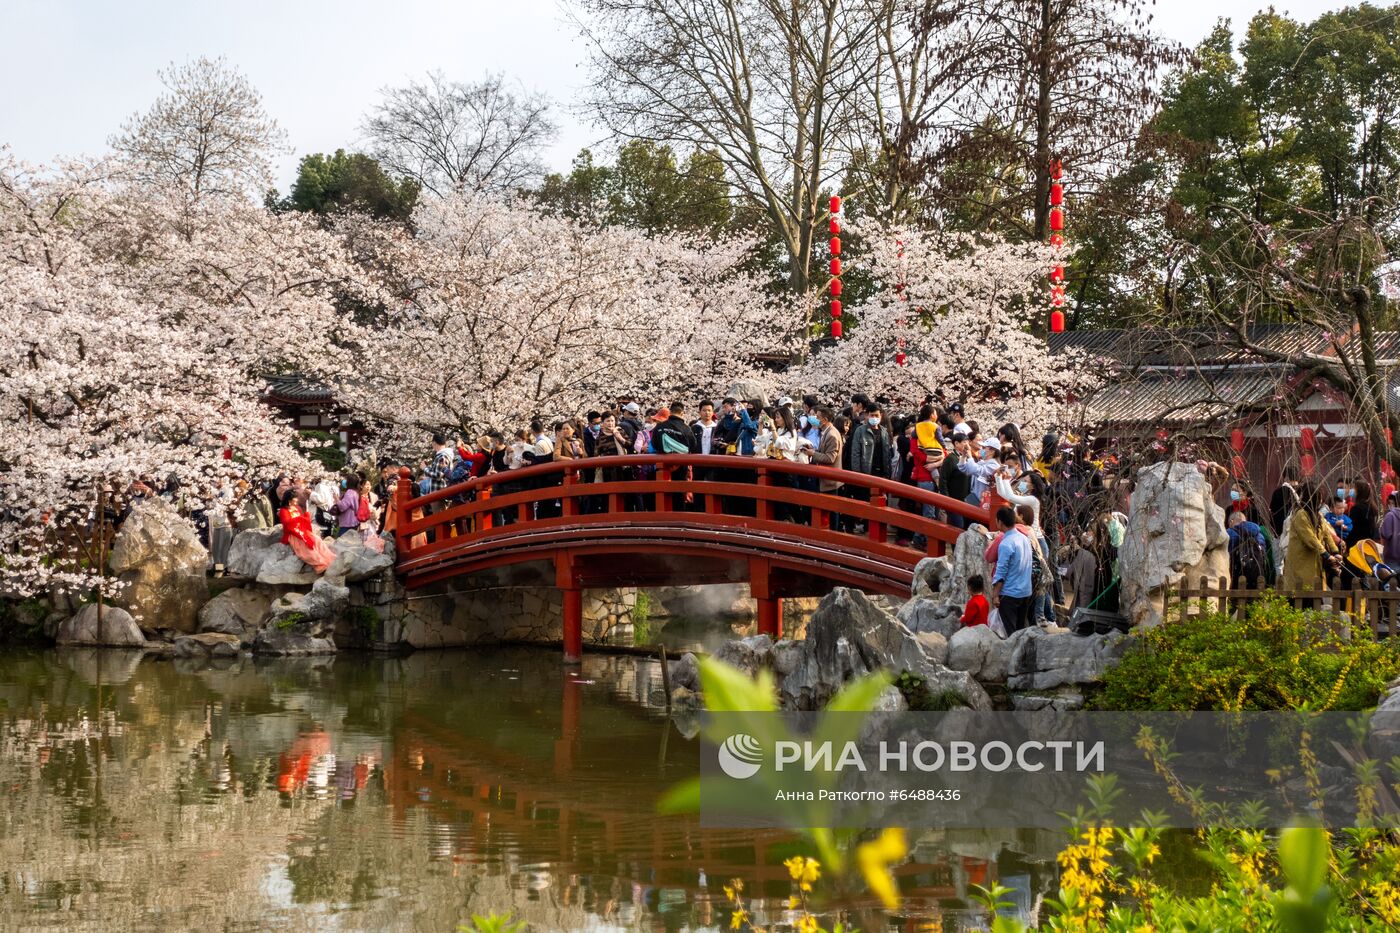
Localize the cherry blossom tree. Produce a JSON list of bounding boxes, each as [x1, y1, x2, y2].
[[110, 56, 288, 203], [796, 217, 1098, 429], [335, 194, 802, 438], [0, 156, 362, 597]]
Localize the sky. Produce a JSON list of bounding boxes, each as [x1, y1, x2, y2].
[[0, 0, 1362, 192]]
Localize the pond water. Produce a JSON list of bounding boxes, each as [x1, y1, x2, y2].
[[0, 646, 1055, 931]]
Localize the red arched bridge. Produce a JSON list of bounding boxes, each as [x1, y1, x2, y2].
[[394, 454, 994, 662]]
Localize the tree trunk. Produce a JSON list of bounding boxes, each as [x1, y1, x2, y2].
[[1031, 0, 1054, 239]]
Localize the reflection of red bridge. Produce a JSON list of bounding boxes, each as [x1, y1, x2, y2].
[[395, 455, 993, 661], [384, 678, 961, 913]]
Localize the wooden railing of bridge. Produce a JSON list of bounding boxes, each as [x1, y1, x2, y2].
[[395, 454, 997, 661]]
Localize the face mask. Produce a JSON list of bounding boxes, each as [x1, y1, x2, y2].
[[589, 424, 601, 436], [1337, 488, 1346, 499], [1017, 481, 1030, 494], [1230, 490, 1241, 502], [869, 417, 881, 427]]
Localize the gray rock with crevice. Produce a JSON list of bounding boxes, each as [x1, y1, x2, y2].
[[55, 604, 146, 647]]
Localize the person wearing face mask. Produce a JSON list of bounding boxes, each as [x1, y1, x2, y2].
[[849, 404, 893, 478], [800, 395, 822, 449], [956, 436, 1002, 506], [844, 404, 893, 534]]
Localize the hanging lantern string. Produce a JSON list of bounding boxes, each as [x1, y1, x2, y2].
[[829, 195, 843, 340], [1049, 159, 1066, 335]]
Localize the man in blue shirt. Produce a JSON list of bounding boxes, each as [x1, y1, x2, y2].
[[991, 506, 1034, 633]]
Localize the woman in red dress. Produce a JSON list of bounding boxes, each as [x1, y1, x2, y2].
[[279, 489, 338, 573]]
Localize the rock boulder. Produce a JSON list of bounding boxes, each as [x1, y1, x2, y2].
[[268, 577, 349, 632], [55, 604, 146, 647], [253, 624, 337, 656], [897, 597, 962, 638], [1006, 627, 1128, 690], [946, 625, 1011, 683], [1119, 461, 1230, 628], [226, 527, 317, 585], [711, 634, 773, 676], [941, 526, 993, 610], [778, 588, 990, 711], [198, 587, 272, 645], [724, 380, 770, 408], [109, 499, 209, 632], [173, 632, 241, 659], [911, 556, 952, 600], [328, 535, 395, 583]]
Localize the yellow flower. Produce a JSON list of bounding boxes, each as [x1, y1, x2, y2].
[[857, 827, 908, 910], [730, 907, 749, 930], [796, 915, 820, 933], [785, 856, 821, 892]]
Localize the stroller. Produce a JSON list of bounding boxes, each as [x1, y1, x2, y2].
[[1346, 540, 1398, 637], [1347, 539, 1400, 591]]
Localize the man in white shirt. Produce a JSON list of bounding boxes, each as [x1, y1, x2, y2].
[[693, 400, 719, 455]]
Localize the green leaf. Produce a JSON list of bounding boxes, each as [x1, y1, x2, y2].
[[656, 777, 701, 814], [698, 657, 777, 712], [1277, 824, 1328, 898]]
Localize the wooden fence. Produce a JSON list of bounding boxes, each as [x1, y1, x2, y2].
[[1172, 575, 1400, 639]]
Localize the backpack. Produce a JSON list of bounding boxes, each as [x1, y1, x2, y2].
[[1233, 530, 1267, 581], [448, 456, 473, 485], [356, 492, 371, 523], [658, 425, 691, 454]]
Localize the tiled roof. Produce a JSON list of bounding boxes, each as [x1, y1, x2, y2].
[[262, 373, 335, 404], [1049, 324, 1338, 369], [1070, 369, 1286, 427]]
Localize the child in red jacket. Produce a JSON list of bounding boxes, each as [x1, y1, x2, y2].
[[961, 574, 990, 627]]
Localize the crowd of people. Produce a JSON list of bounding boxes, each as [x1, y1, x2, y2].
[[118, 388, 1400, 638], [385, 392, 1122, 636], [1229, 472, 1400, 597]]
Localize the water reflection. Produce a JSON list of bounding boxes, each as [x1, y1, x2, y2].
[[0, 647, 1054, 931]]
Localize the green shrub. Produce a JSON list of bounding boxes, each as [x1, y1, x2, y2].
[[0, 598, 48, 643], [350, 605, 380, 640], [1096, 597, 1400, 711], [274, 611, 306, 631], [894, 671, 971, 711]]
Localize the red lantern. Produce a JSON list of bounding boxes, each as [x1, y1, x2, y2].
[[831, 319, 843, 339], [829, 278, 842, 297], [1232, 454, 1247, 476], [830, 258, 841, 276], [1050, 160, 1063, 180], [1049, 208, 1064, 231], [829, 237, 841, 256], [830, 299, 842, 317], [1051, 284, 1066, 306], [1301, 427, 1316, 451], [1050, 233, 1065, 248], [1050, 310, 1065, 333], [829, 219, 840, 235], [830, 195, 842, 214], [1050, 265, 1065, 284], [1301, 452, 1317, 477], [1050, 183, 1063, 206], [1230, 428, 1245, 452], [895, 351, 907, 367]]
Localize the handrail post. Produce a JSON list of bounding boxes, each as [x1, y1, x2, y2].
[[868, 490, 887, 544], [562, 464, 578, 518], [479, 484, 493, 531], [756, 465, 774, 522], [655, 457, 671, 512], [395, 467, 413, 558]]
